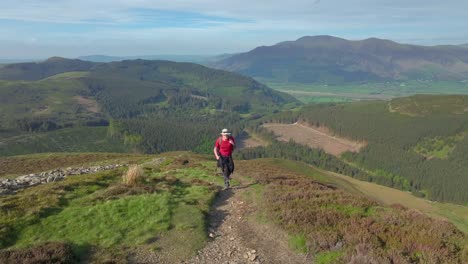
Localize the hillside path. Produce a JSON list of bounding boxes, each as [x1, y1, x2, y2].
[[184, 174, 307, 264]]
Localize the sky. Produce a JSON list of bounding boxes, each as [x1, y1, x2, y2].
[[1, 0, 468, 59]]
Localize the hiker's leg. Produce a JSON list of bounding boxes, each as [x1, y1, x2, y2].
[[222, 160, 230, 188], [228, 156, 234, 175]]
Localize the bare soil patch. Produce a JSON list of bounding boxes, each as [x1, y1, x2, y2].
[[33, 105, 50, 115], [74, 96, 99, 113], [0, 242, 78, 264], [263, 123, 365, 156], [237, 132, 267, 149]]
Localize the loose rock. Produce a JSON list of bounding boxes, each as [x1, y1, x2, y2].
[[0, 164, 126, 195]]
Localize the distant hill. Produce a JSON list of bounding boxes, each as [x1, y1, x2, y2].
[[77, 54, 215, 63], [212, 35, 468, 84], [461, 43, 468, 48], [0, 57, 95, 81], [0, 59, 43, 64], [0, 57, 297, 155], [0, 58, 295, 121]]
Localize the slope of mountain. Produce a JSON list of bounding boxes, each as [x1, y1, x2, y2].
[[249, 94, 468, 204], [0, 57, 296, 125], [0, 153, 466, 263], [0, 57, 298, 156], [213, 35, 468, 84]]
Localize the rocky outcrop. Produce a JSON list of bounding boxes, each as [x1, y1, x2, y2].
[[0, 164, 126, 195]]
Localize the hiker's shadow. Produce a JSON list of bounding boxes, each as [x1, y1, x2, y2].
[[206, 188, 235, 236], [206, 182, 257, 238]]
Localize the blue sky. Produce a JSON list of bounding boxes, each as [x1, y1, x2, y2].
[[1, 0, 468, 59]]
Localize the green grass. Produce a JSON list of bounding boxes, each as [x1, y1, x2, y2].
[[315, 250, 344, 264], [0, 169, 122, 249], [16, 193, 172, 247], [434, 203, 468, 234], [289, 234, 307, 254], [0, 152, 222, 262]]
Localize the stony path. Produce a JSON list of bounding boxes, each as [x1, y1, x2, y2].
[[185, 177, 307, 264]]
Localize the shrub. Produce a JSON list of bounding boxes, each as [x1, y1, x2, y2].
[[122, 164, 144, 185]]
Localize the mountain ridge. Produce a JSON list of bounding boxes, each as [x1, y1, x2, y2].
[[212, 35, 468, 84], [0, 57, 95, 81]]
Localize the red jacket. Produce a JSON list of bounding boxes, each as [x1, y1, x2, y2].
[[215, 136, 236, 156]]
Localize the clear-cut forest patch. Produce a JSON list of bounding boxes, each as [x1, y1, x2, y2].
[[262, 122, 365, 156]]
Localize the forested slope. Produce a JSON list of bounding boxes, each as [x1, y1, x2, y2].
[[243, 95, 468, 204], [0, 58, 298, 156]]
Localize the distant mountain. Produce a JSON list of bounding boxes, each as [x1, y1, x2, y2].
[[461, 43, 468, 48], [77, 54, 214, 63], [76, 55, 122, 62], [212, 35, 468, 84], [0, 59, 43, 64], [0, 57, 94, 81]]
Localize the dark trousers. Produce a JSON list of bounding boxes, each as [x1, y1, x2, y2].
[[218, 155, 234, 187]]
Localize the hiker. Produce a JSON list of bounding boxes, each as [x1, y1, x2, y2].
[[214, 128, 236, 190]]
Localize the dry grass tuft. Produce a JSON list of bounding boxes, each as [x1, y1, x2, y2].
[[122, 164, 144, 185]]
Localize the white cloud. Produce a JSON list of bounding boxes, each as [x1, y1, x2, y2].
[[0, 0, 467, 57]]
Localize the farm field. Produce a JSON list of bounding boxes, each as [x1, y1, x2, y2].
[[261, 80, 468, 103]]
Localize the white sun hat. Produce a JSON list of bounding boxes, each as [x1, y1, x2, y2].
[[220, 128, 231, 135]]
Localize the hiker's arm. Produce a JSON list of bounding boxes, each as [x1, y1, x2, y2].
[[229, 137, 236, 146], [213, 147, 220, 160]]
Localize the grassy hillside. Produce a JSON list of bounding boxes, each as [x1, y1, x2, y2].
[[269, 159, 468, 234], [1, 153, 466, 263], [0, 152, 225, 263], [236, 158, 467, 263], [254, 95, 468, 204]]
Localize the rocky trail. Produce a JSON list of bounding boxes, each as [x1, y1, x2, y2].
[[185, 175, 307, 264]]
